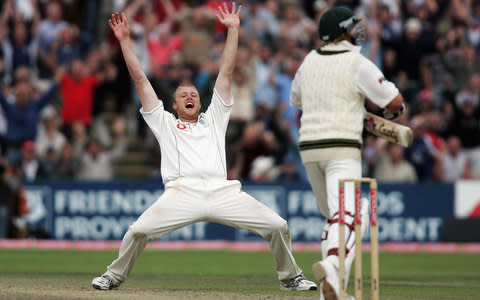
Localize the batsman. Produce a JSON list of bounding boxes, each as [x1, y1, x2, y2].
[[290, 7, 405, 300]]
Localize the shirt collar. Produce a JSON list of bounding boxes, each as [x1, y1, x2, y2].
[[321, 40, 361, 53], [177, 113, 205, 125]]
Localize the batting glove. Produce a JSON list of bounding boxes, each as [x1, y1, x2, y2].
[[382, 103, 405, 122]]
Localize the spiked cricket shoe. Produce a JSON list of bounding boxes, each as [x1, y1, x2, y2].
[[92, 273, 120, 290], [313, 260, 340, 300], [280, 274, 318, 291], [319, 285, 355, 300]]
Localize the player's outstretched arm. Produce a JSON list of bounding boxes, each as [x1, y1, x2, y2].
[[214, 2, 241, 104], [108, 12, 158, 112]]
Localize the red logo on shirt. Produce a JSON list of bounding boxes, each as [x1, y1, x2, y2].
[[378, 77, 386, 84], [177, 123, 187, 130]]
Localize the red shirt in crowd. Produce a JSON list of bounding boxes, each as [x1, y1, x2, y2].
[[205, 0, 227, 35], [148, 35, 183, 67], [60, 74, 99, 125]]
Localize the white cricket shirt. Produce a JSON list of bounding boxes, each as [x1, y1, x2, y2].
[[141, 89, 232, 183]]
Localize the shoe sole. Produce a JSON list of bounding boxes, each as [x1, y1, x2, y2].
[[279, 282, 318, 291], [92, 283, 118, 290], [322, 281, 338, 300], [312, 262, 338, 300], [279, 285, 317, 291]]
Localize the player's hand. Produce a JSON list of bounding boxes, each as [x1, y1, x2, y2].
[[109, 12, 130, 41], [216, 2, 241, 29]]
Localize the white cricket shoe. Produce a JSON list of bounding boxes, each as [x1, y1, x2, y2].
[[280, 274, 318, 291], [312, 260, 340, 300], [92, 273, 121, 290], [319, 284, 355, 300]]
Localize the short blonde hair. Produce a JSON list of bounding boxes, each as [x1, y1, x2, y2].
[[173, 84, 198, 101]]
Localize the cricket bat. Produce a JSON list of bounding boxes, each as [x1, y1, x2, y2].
[[363, 111, 413, 147]]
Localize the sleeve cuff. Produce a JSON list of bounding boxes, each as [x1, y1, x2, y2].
[[140, 101, 163, 115], [213, 88, 234, 107]]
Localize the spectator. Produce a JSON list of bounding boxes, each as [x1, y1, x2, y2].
[[276, 154, 302, 182], [276, 55, 302, 130], [230, 65, 255, 122], [444, 44, 480, 90], [414, 89, 436, 116], [194, 56, 218, 104], [377, 3, 402, 49], [454, 88, 479, 115], [253, 44, 275, 89], [35, 106, 66, 159], [1, 21, 37, 84], [278, 3, 316, 45], [425, 112, 446, 151], [447, 92, 480, 149], [70, 121, 88, 159], [229, 121, 280, 180], [439, 135, 471, 182], [253, 56, 279, 118], [60, 59, 115, 135], [178, 6, 216, 66], [395, 18, 432, 82], [37, 1, 69, 80], [404, 116, 436, 181], [381, 48, 400, 81], [54, 143, 78, 179], [87, 49, 121, 114], [13, 140, 50, 183], [0, 69, 63, 163], [76, 138, 126, 181], [468, 1, 480, 50], [11, 0, 38, 22], [41, 146, 57, 177], [145, 3, 183, 69], [37, 1, 68, 51], [56, 24, 92, 67], [374, 142, 418, 183], [243, 0, 280, 46], [468, 147, 480, 179]]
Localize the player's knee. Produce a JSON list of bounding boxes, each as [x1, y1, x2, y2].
[[269, 218, 289, 235], [129, 224, 149, 239]]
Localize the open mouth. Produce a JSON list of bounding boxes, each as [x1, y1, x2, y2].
[[185, 102, 194, 109]]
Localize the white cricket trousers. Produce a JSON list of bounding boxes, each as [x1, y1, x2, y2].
[[304, 158, 368, 288], [106, 177, 302, 282]]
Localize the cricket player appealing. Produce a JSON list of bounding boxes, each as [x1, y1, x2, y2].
[[290, 7, 405, 300], [92, 3, 317, 292]]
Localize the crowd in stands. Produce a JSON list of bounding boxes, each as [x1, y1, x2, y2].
[[1, 0, 480, 236]]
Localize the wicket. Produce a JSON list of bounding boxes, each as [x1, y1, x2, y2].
[[338, 178, 378, 300]]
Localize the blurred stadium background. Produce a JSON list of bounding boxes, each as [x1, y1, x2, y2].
[[0, 0, 480, 290]]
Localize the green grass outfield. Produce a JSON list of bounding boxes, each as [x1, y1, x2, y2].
[[0, 249, 479, 299]]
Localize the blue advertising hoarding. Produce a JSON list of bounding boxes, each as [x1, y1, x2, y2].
[[24, 181, 454, 242]]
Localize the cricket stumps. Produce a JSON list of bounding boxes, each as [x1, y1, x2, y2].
[[338, 178, 379, 300]]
